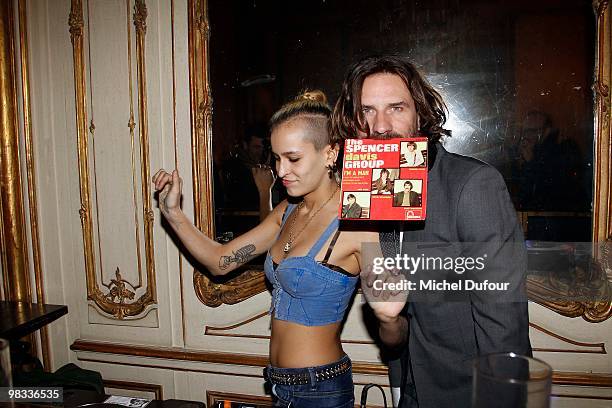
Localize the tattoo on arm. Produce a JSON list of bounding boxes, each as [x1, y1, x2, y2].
[[219, 244, 256, 270]]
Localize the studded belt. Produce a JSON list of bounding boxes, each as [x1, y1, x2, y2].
[[264, 359, 351, 385]]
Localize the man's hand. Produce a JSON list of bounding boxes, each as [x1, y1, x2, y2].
[[361, 263, 408, 322]]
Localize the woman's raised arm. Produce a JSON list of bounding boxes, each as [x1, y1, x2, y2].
[[152, 168, 285, 275]]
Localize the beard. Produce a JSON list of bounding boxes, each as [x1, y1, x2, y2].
[[371, 127, 419, 139], [373, 131, 403, 139]]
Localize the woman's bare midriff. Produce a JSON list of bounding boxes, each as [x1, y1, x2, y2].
[[269, 318, 345, 368]]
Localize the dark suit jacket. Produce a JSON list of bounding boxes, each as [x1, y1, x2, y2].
[[380, 143, 531, 408], [393, 190, 422, 207], [342, 203, 362, 218]]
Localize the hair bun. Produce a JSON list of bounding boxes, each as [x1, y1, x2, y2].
[[298, 90, 328, 105]]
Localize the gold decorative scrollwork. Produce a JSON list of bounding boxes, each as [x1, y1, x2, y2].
[[78, 207, 87, 222], [105, 268, 136, 305], [527, 238, 612, 322], [145, 210, 155, 223], [195, 0, 210, 40], [594, 81, 610, 131], [194, 268, 267, 307], [69, 0, 157, 318], [68, 0, 83, 40], [528, 270, 612, 323], [594, 0, 609, 17], [133, 0, 147, 34]]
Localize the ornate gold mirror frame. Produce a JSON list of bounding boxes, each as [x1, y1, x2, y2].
[[188, 0, 267, 307], [526, 1, 612, 323], [190, 0, 612, 321]]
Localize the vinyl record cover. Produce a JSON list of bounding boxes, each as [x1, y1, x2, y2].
[[339, 137, 428, 221]]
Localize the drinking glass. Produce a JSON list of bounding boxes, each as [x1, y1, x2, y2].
[[472, 352, 552, 408]]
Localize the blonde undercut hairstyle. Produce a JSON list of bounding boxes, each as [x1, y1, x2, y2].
[[269, 90, 339, 150]]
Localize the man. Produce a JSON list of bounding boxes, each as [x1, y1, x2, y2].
[[221, 124, 274, 220], [511, 110, 587, 214], [393, 181, 421, 207], [342, 193, 363, 218], [331, 55, 531, 407]]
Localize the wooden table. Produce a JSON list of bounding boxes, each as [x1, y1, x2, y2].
[[0, 301, 67, 340]]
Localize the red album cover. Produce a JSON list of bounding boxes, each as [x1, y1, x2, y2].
[[338, 137, 428, 221]]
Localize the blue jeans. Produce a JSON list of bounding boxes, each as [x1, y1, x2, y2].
[[268, 355, 355, 408]]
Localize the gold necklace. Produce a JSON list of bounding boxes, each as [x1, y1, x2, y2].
[[283, 187, 339, 256]]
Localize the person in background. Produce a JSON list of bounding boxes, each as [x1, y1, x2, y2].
[[221, 124, 274, 220], [511, 110, 587, 213]]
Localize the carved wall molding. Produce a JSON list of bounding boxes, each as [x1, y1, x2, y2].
[[71, 339, 612, 388], [203, 311, 376, 344], [188, 0, 234, 306], [188, 0, 267, 306], [582, 0, 612, 324], [17, 0, 50, 368], [68, 0, 83, 40], [71, 339, 386, 375], [69, 0, 157, 319], [202, 312, 608, 350], [188, 0, 214, 237], [553, 371, 612, 387], [529, 322, 607, 353], [133, 0, 147, 34], [204, 310, 269, 334], [0, 0, 30, 303], [77, 358, 612, 394], [595, 0, 610, 18]]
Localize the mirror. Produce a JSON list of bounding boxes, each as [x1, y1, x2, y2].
[[190, 0, 611, 321]]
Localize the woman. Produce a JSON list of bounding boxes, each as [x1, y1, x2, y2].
[[153, 91, 378, 408], [371, 168, 393, 194], [403, 141, 425, 167]]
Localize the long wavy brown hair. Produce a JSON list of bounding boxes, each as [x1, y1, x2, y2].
[[331, 55, 451, 143]]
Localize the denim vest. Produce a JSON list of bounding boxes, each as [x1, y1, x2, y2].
[[264, 204, 358, 326]]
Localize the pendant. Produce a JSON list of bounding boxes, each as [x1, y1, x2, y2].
[[283, 242, 291, 253]]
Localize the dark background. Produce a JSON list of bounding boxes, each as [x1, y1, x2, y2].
[[209, 0, 595, 241]]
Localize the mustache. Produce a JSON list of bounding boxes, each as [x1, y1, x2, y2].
[[370, 131, 404, 139]]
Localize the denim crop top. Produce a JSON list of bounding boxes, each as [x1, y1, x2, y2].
[[264, 204, 359, 326]]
